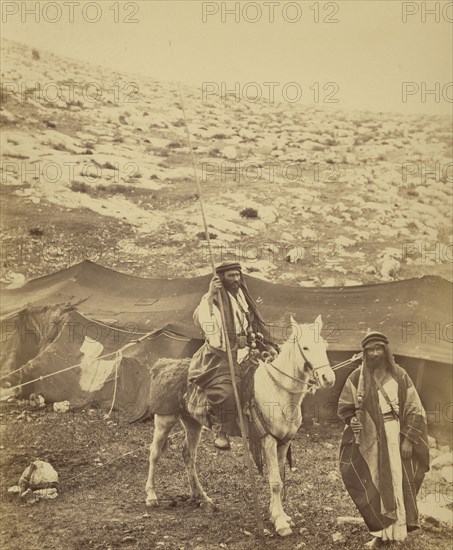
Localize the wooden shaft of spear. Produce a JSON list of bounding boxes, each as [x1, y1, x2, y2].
[[170, 42, 264, 538]]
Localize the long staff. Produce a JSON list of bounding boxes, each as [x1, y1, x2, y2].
[[169, 42, 264, 537]]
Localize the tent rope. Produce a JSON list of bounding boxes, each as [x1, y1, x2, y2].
[[0, 330, 160, 390], [0, 328, 191, 384], [103, 349, 122, 420]]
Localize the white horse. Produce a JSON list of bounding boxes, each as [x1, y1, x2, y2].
[[145, 315, 335, 537]]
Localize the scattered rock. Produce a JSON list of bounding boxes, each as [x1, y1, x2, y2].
[[286, 247, 305, 263], [336, 516, 364, 525], [431, 452, 453, 470], [221, 146, 237, 160], [29, 394, 45, 409], [380, 256, 401, 280], [53, 401, 70, 413], [440, 466, 453, 483], [332, 532, 345, 543], [18, 460, 59, 495]]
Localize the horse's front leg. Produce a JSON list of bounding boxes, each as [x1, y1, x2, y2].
[[277, 441, 295, 527], [146, 414, 178, 506], [262, 435, 292, 537]]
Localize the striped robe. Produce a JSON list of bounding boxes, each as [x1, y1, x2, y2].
[[337, 364, 430, 533]]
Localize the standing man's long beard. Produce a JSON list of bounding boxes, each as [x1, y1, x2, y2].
[[367, 355, 386, 370]]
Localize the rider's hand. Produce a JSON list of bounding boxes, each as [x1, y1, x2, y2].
[[401, 437, 412, 459], [266, 345, 278, 360], [349, 416, 362, 435], [207, 276, 222, 301]]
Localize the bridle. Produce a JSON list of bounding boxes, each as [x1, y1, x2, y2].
[[264, 337, 330, 393]]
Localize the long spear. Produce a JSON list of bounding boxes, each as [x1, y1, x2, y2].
[[169, 41, 264, 538]]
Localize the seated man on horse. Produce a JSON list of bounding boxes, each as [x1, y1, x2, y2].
[[188, 261, 277, 450]]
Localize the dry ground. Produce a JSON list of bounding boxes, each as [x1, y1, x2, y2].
[[1, 403, 451, 550]]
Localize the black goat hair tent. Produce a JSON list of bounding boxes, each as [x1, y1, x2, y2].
[[1, 261, 451, 423]]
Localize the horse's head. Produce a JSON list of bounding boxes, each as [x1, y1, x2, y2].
[[280, 314, 335, 391]]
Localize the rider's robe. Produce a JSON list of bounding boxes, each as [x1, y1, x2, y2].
[[188, 283, 274, 430]]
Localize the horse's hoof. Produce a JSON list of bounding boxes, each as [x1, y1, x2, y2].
[[145, 498, 159, 507], [198, 498, 215, 509], [277, 526, 293, 537]]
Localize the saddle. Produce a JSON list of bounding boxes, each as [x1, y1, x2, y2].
[[184, 353, 258, 432], [184, 354, 270, 473]]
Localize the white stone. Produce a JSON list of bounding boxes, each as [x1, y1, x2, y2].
[[335, 236, 356, 248], [331, 532, 345, 543], [257, 205, 278, 224], [221, 146, 237, 160], [440, 466, 453, 483], [19, 460, 59, 492], [33, 488, 58, 500], [380, 257, 401, 279], [286, 247, 305, 263], [53, 401, 70, 413], [431, 452, 453, 470]]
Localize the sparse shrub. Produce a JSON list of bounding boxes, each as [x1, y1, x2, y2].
[[240, 207, 259, 219], [52, 143, 67, 152], [167, 142, 183, 149], [102, 162, 118, 170], [70, 181, 89, 193], [29, 227, 44, 237], [32, 49, 40, 60]]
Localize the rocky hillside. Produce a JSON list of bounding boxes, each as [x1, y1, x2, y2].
[[1, 39, 452, 286]]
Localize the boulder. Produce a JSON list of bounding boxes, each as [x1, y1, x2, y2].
[[19, 460, 59, 494], [431, 452, 453, 469], [440, 466, 453, 483]]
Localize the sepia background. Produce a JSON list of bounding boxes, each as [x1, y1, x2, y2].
[[1, 1, 452, 549]]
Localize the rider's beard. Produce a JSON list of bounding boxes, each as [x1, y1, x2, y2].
[[224, 280, 240, 295]]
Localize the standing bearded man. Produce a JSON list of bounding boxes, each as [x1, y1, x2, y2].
[[188, 261, 277, 450], [337, 331, 430, 548]]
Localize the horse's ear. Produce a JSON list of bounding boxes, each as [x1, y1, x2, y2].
[[314, 314, 323, 332], [290, 314, 296, 324]]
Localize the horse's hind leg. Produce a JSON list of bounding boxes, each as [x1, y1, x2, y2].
[[146, 414, 178, 506], [180, 416, 213, 505]]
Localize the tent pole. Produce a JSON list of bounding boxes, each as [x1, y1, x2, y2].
[[170, 42, 264, 538], [415, 359, 425, 392]]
